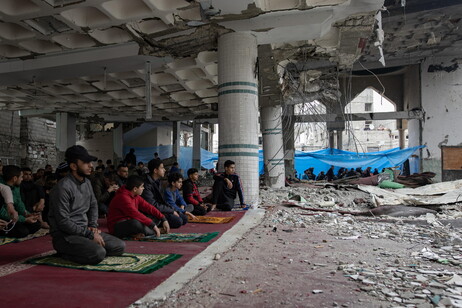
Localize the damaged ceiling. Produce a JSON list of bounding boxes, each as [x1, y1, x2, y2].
[[0, 0, 459, 123], [277, 0, 462, 107]]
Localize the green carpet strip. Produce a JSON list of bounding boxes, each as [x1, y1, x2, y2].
[[127, 232, 219, 243], [26, 253, 182, 274], [0, 229, 49, 246]]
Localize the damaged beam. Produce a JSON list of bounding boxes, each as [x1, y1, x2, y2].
[[294, 110, 423, 123]]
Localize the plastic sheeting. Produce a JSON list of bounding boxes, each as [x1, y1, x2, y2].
[[292, 146, 424, 178], [124, 145, 423, 178]]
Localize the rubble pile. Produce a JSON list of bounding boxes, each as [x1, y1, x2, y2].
[[260, 186, 374, 209], [269, 203, 462, 307]]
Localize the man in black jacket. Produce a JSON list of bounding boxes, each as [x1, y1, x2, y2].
[[141, 159, 186, 229], [212, 160, 245, 211]]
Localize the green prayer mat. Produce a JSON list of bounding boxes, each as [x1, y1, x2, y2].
[[127, 232, 219, 243], [0, 228, 49, 246], [0, 237, 17, 245], [26, 253, 182, 274]]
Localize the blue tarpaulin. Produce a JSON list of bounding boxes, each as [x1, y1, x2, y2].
[[124, 145, 423, 178], [291, 146, 424, 178]]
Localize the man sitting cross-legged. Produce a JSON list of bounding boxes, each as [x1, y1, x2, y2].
[[212, 160, 245, 211], [0, 165, 41, 237], [20, 167, 49, 229], [49, 145, 125, 265], [182, 168, 211, 216], [107, 175, 170, 239], [141, 159, 186, 229], [164, 172, 196, 223], [0, 182, 19, 235]]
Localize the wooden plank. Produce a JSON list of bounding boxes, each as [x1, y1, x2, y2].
[[442, 147, 462, 170]]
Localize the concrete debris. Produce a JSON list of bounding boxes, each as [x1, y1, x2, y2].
[[312, 289, 324, 294], [260, 185, 374, 210], [264, 183, 462, 308]]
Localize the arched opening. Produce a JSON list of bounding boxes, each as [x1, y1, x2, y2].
[[294, 100, 327, 151], [343, 87, 408, 152]]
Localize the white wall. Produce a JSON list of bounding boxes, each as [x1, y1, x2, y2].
[[77, 131, 114, 163], [421, 56, 462, 181], [125, 126, 172, 147]]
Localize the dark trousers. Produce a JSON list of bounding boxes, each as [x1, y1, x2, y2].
[[164, 212, 188, 228], [0, 221, 41, 238], [212, 180, 235, 211], [52, 232, 125, 265], [98, 203, 108, 216], [113, 219, 154, 239], [191, 204, 208, 216]]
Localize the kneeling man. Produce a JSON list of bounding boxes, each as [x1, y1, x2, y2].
[[49, 145, 125, 265]]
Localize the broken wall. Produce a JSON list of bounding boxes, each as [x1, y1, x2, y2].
[[20, 117, 57, 171], [421, 56, 462, 181], [0, 111, 21, 165]]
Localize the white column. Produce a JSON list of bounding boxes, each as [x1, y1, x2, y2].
[[172, 121, 180, 160], [261, 106, 285, 188], [56, 112, 76, 152], [218, 32, 259, 206], [56, 112, 76, 161], [113, 124, 123, 164], [192, 122, 201, 169]]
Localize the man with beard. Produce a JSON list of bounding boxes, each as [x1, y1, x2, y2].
[[49, 145, 125, 265], [115, 163, 129, 187]]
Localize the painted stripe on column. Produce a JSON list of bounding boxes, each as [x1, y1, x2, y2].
[[262, 132, 282, 136], [271, 162, 284, 166], [220, 152, 259, 157], [218, 81, 258, 89], [263, 128, 282, 131], [218, 89, 258, 96], [219, 144, 259, 150]]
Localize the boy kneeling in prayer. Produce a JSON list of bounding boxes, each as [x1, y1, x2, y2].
[[107, 175, 170, 239]]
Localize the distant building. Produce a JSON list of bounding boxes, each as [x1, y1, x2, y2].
[[295, 88, 408, 152]]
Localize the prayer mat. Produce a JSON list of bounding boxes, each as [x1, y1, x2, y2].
[[127, 232, 219, 243], [26, 253, 182, 274], [188, 216, 235, 224], [0, 228, 49, 246]]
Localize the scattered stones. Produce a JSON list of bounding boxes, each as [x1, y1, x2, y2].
[[265, 184, 462, 307], [312, 289, 324, 294]]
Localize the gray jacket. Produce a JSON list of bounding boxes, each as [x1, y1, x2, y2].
[[49, 174, 98, 239]]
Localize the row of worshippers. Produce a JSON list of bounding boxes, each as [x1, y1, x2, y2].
[[301, 166, 380, 181], [0, 145, 245, 266]]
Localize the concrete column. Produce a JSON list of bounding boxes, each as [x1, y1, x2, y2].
[[336, 130, 343, 150], [328, 130, 335, 149], [396, 119, 405, 149], [56, 112, 76, 162], [218, 32, 259, 206], [192, 122, 201, 169], [207, 124, 213, 151], [112, 123, 123, 164], [261, 106, 285, 188], [282, 104, 295, 178], [172, 121, 180, 161]]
